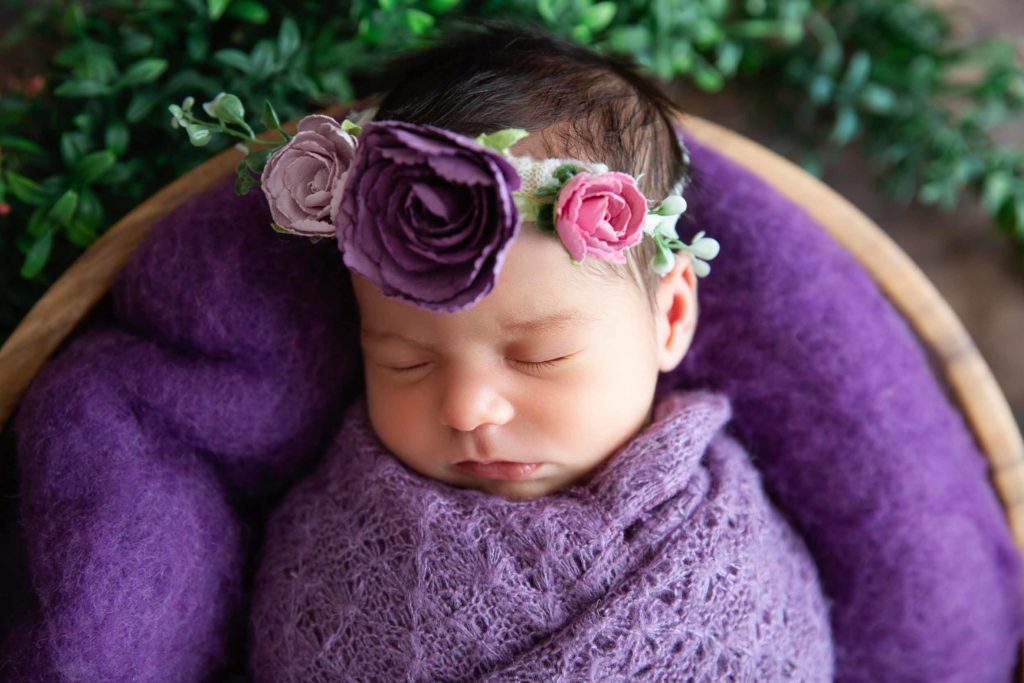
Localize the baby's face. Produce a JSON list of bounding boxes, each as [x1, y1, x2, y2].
[[352, 227, 674, 501]]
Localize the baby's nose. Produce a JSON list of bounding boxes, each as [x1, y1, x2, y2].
[[439, 366, 514, 432]]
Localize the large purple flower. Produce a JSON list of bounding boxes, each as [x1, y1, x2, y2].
[[335, 121, 521, 312]]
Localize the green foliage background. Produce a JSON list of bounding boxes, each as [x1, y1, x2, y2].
[[0, 0, 1022, 342]]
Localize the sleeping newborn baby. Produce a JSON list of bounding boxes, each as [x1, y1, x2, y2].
[[248, 24, 834, 681]]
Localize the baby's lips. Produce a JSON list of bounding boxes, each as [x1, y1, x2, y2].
[[454, 461, 545, 481]]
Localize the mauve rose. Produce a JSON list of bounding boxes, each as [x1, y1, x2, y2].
[[261, 115, 358, 236], [335, 121, 521, 312], [555, 172, 648, 264]]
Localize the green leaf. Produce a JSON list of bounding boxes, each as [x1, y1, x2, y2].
[[0, 135, 44, 155], [841, 51, 871, 93], [48, 189, 78, 227], [66, 219, 98, 247], [532, 185, 561, 197], [105, 122, 130, 156], [214, 48, 252, 73], [53, 80, 112, 97], [208, 0, 231, 20], [118, 58, 168, 87], [235, 159, 260, 195], [609, 26, 650, 53], [809, 74, 833, 104], [81, 51, 119, 85], [126, 91, 160, 123], [1015, 193, 1024, 239], [425, 0, 460, 13], [185, 124, 212, 146], [475, 128, 529, 154], [537, 0, 557, 24], [553, 163, 578, 184], [253, 41, 278, 76], [513, 193, 542, 221], [72, 113, 91, 132], [261, 100, 282, 132], [21, 231, 53, 279], [277, 17, 301, 60], [120, 27, 155, 56], [731, 19, 784, 39], [75, 188, 103, 231], [982, 172, 1013, 213], [4, 171, 50, 207], [204, 93, 246, 126], [859, 84, 897, 113], [26, 208, 50, 237], [830, 106, 858, 145], [571, 24, 592, 44], [918, 181, 945, 205], [321, 71, 354, 102], [581, 2, 616, 33], [227, 0, 269, 23], [693, 61, 724, 92], [74, 151, 117, 185], [651, 238, 675, 276], [404, 9, 434, 35], [536, 203, 555, 233], [186, 33, 208, 61], [61, 132, 90, 166], [716, 41, 742, 77]]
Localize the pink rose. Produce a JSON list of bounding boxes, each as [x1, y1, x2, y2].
[[261, 115, 358, 236], [554, 171, 648, 264]]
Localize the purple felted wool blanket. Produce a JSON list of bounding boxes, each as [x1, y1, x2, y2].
[[249, 390, 834, 681]]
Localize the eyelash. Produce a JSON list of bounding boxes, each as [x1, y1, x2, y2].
[[386, 356, 569, 374]]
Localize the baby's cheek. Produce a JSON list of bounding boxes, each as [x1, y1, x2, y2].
[[364, 374, 432, 457]]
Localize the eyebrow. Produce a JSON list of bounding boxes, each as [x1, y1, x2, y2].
[[360, 310, 597, 347], [499, 310, 598, 334]]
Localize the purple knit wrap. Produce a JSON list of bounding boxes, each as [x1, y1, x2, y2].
[[249, 390, 834, 681]]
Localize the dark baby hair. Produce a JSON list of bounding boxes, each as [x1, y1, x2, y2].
[[368, 19, 692, 309]]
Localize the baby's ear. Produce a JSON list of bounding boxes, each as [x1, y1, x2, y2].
[[654, 254, 698, 373]]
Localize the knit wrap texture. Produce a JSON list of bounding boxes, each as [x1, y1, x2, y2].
[[249, 390, 834, 682]]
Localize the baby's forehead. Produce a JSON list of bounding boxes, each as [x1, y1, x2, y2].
[[352, 232, 639, 341]]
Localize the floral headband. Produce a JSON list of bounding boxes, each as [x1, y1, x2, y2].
[[232, 103, 719, 312]]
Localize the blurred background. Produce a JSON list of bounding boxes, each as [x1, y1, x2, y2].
[[1, 0, 1022, 428]]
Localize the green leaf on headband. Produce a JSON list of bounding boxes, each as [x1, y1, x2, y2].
[[184, 123, 211, 146], [535, 203, 555, 234], [261, 100, 282, 132], [532, 184, 561, 197], [475, 128, 528, 154], [553, 163, 578, 184], [270, 222, 290, 234], [203, 92, 246, 126], [341, 119, 362, 136], [513, 193, 541, 222], [651, 238, 675, 277]]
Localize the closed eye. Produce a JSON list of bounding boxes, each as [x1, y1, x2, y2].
[[510, 355, 571, 371], [385, 362, 432, 373]]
